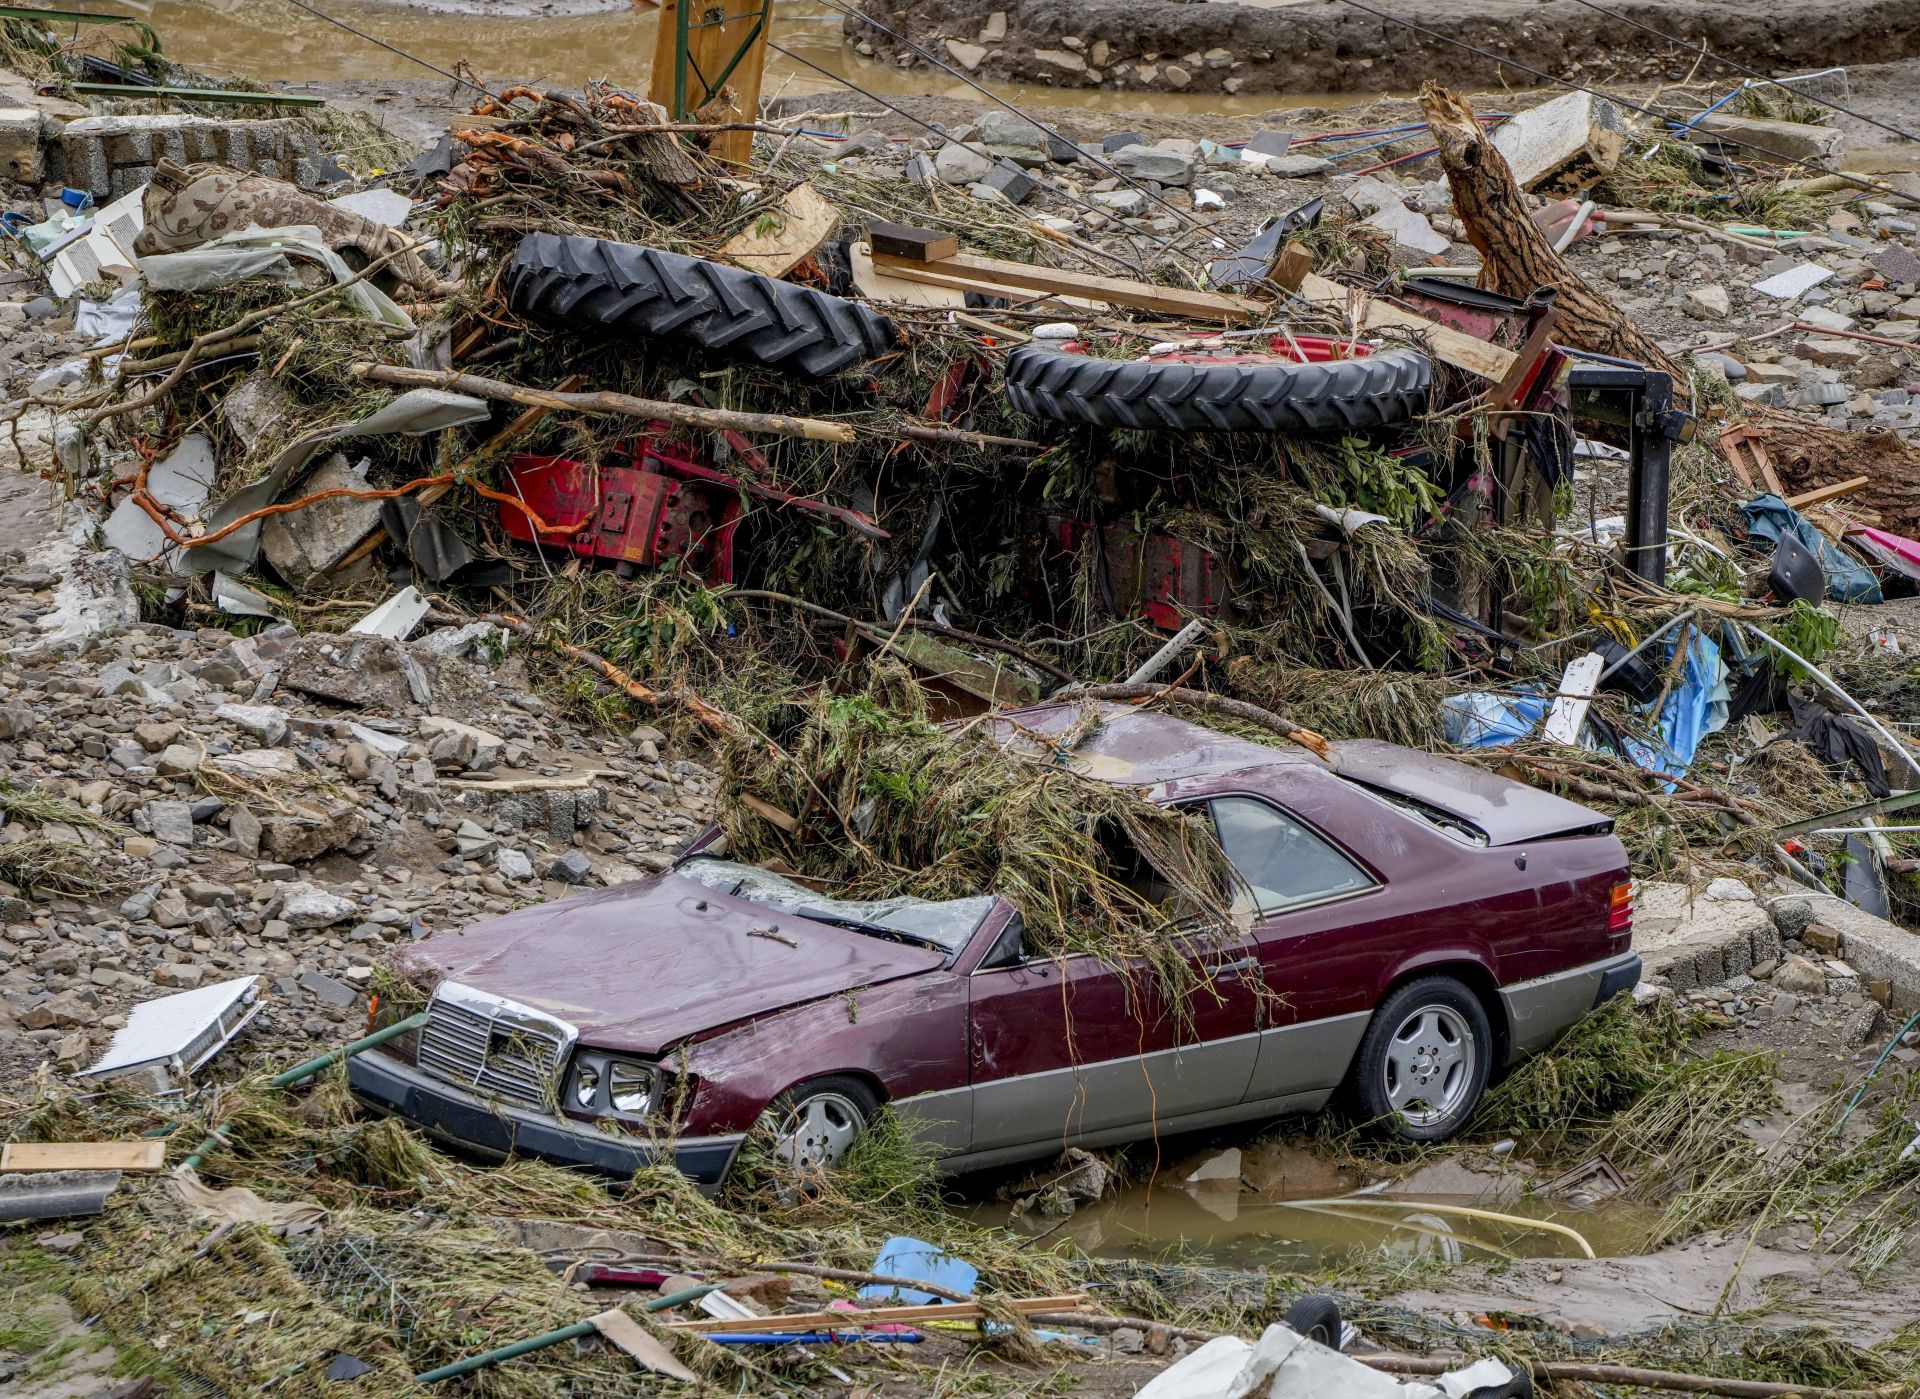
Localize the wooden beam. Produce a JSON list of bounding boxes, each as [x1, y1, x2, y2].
[[868, 221, 959, 263], [1297, 272, 1518, 381], [873, 250, 1259, 322], [1272, 241, 1314, 293], [666, 1295, 1089, 1333], [862, 257, 1085, 312], [1, 1140, 166, 1171], [1785, 475, 1871, 511]]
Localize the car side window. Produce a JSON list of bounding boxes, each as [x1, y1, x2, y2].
[[979, 914, 1029, 969], [1209, 795, 1376, 915]]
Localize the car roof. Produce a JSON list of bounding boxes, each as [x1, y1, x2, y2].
[[980, 702, 1306, 786]]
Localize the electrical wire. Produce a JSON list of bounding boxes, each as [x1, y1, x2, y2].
[[802, 0, 1218, 237], [276, 0, 494, 96], [1559, 0, 1920, 147], [1323, 0, 1902, 183], [764, 37, 1161, 273]]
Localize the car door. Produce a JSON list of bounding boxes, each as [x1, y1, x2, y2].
[[1201, 792, 1394, 1105], [966, 914, 1261, 1156]]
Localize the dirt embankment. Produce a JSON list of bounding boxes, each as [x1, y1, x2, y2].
[[848, 0, 1920, 98]]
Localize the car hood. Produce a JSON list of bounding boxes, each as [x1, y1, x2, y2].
[[404, 872, 947, 1054], [1333, 739, 1613, 846]]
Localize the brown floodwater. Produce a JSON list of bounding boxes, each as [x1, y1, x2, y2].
[[101, 0, 1361, 116], [965, 1143, 1660, 1269]]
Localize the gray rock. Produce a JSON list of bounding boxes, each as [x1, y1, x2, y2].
[[1263, 153, 1332, 178], [495, 848, 534, 882], [933, 141, 993, 185], [214, 703, 290, 746], [155, 744, 202, 777], [146, 801, 195, 847], [975, 111, 1051, 167], [278, 881, 357, 930], [1684, 285, 1731, 320], [979, 159, 1038, 204], [1109, 143, 1195, 186], [547, 850, 593, 884], [299, 969, 359, 1006]]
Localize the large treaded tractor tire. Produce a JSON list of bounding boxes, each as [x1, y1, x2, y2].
[[1003, 343, 1431, 433], [506, 232, 897, 377]]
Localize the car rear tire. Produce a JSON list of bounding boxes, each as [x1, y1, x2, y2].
[[1352, 976, 1491, 1143], [1003, 342, 1430, 433], [506, 232, 898, 377], [758, 1074, 879, 1173]]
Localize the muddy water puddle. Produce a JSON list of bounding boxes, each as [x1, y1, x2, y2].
[[966, 1141, 1660, 1270], [102, 0, 1359, 115]]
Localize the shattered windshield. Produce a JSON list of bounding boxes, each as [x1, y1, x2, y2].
[[676, 857, 996, 954]]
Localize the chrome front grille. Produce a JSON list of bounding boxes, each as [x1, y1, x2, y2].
[[417, 983, 577, 1111]]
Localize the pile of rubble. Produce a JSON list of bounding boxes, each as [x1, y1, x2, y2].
[[0, 554, 716, 1078]]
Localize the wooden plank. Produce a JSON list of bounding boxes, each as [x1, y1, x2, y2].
[[666, 1295, 1088, 1334], [868, 221, 959, 263], [1297, 272, 1518, 382], [739, 791, 799, 833], [1785, 475, 1871, 511], [648, 0, 770, 167], [590, 1310, 698, 1382], [866, 257, 1113, 313], [720, 183, 839, 278], [1717, 425, 1757, 492], [1, 1140, 166, 1172], [874, 250, 1259, 322], [849, 241, 969, 309]]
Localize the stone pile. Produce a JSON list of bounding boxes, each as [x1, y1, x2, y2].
[[0, 559, 718, 1081]]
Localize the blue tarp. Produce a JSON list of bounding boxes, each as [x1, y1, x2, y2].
[[1441, 689, 1551, 747], [1444, 629, 1729, 790], [1741, 493, 1882, 604], [1622, 627, 1731, 784]]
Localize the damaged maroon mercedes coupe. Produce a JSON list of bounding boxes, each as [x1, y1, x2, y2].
[[351, 703, 1636, 1190]]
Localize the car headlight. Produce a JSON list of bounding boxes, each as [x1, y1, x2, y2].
[[566, 1051, 661, 1124]]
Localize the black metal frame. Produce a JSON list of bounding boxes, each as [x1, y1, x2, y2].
[[1565, 355, 1696, 587]]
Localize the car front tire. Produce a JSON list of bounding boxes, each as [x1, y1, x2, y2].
[[757, 1075, 880, 1174], [1352, 976, 1491, 1143]]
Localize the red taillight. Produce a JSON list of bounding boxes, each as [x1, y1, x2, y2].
[[1608, 881, 1634, 934]]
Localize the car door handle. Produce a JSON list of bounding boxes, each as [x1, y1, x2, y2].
[[1205, 956, 1257, 977]]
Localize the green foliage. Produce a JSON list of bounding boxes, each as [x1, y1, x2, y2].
[[1767, 599, 1843, 679]]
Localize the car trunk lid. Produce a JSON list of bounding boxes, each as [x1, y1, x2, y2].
[[1333, 739, 1614, 846], [404, 873, 946, 1054]]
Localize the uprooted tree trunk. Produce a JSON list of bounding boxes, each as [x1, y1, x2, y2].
[[1740, 402, 1920, 537], [1417, 82, 1691, 409]]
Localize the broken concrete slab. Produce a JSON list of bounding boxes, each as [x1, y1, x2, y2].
[[1492, 90, 1624, 191], [260, 454, 385, 584], [0, 106, 43, 184], [1634, 883, 1780, 991], [1691, 112, 1845, 166], [60, 113, 320, 199], [1753, 262, 1835, 300]]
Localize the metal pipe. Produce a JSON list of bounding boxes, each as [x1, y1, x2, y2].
[[1743, 624, 1920, 784], [270, 1011, 431, 1089], [182, 1013, 434, 1169], [413, 1282, 726, 1383], [1596, 608, 1697, 685], [1125, 618, 1208, 685]]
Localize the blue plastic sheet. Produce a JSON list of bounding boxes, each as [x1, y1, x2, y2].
[[1441, 689, 1550, 747], [1622, 627, 1731, 784], [860, 1236, 978, 1305], [1741, 493, 1882, 603]]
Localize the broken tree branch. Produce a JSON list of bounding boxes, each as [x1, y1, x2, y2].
[[476, 612, 739, 737], [724, 589, 1075, 683], [350, 364, 858, 443], [1417, 82, 1690, 406], [1057, 683, 1332, 761]]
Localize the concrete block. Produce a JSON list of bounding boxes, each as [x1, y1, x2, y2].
[[59, 114, 318, 198], [1692, 113, 1845, 166], [1492, 90, 1625, 191], [260, 454, 384, 584], [0, 107, 43, 183], [980, 159, 1038, 203]]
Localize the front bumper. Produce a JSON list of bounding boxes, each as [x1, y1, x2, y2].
[[348, 1050, 744, 1193], [1498, 949, 1643, 1063]]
